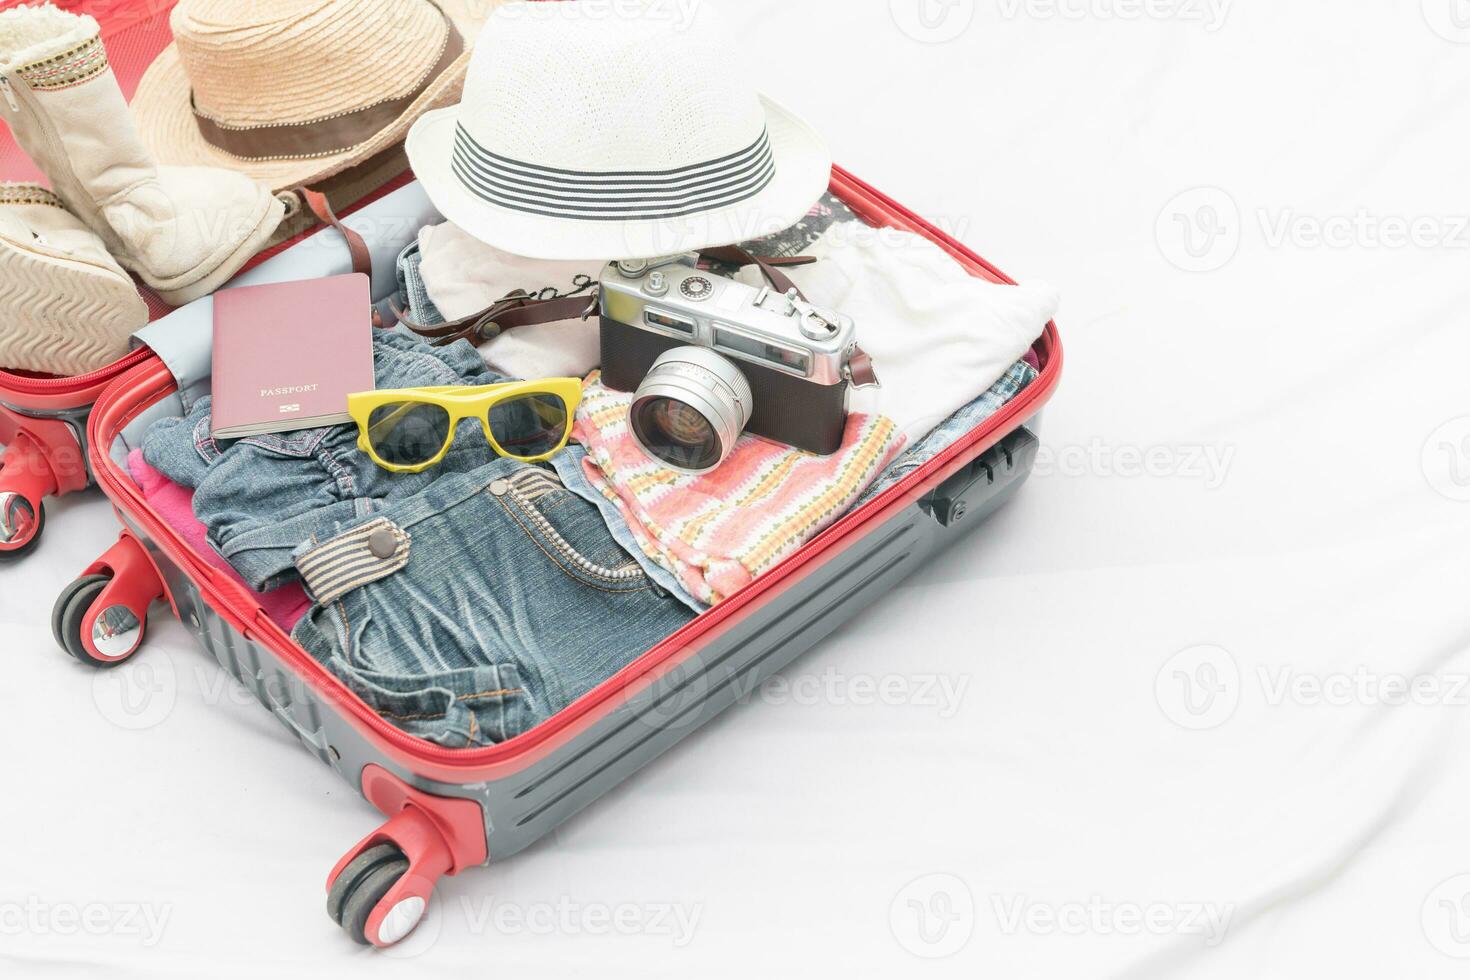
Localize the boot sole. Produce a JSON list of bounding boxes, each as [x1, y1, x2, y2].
[[0, 234, 148, 376], [149, 194, 289, 307]]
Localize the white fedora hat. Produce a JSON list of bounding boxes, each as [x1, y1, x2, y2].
[[406, 1, 833, 261]]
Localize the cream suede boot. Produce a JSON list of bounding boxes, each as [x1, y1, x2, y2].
[[0, 183, 147, 375], [0, 4, 284, 306]]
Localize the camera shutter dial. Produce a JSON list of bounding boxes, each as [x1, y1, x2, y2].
[[679, 276, 714, 301]]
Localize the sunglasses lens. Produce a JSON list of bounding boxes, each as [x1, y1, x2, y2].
[[487, 392, 570, 459], [366, 402, 453, 467]]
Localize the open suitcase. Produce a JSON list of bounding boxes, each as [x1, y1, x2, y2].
[[60, 167, 1063, 947]]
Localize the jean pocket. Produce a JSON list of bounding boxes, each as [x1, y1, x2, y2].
[[329, 657, 539, 748], [493, 467, 650, 593], [238, 426, 331, 459]]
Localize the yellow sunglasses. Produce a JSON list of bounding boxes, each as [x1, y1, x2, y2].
[[347, 379, 584, 474]]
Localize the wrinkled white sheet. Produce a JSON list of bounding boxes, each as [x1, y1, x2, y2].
[[3, 1, 1469, 976]]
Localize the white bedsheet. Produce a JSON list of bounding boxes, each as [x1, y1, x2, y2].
[[3, 1, 1469, 976]]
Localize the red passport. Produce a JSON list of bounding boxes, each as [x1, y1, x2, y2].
[[211, 274, 375, 439]]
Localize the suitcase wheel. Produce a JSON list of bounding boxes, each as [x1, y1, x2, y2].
[[326, 771, 482, 948], [52, 572, 149, 668], [326, 842, 415, 946], [0, 489, 44, 561]]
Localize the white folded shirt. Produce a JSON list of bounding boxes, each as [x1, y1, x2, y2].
[[779, 222, 1058, 444]]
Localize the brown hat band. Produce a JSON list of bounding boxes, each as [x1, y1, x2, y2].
[[189, 16, 464, 162]]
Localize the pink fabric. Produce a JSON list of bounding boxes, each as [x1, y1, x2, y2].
[[572, 377, 906, 605], [126, 449, 311, 632]]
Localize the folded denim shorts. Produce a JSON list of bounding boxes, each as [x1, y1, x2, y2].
[[290, 457, 695, 747]]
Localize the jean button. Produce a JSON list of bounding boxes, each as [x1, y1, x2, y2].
[[489, 479, 510, 497], [368, 527, 398, 559]]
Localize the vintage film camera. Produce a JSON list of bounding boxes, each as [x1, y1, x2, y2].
[[598, 255, 877, 473]]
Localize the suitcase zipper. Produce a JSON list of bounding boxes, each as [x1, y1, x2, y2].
[[0, 77, 17, 114], [0, 347, 153, 394]]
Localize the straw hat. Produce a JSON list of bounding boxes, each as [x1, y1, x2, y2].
[[132, 0, 497, 192], [405, 1, 832, 261]]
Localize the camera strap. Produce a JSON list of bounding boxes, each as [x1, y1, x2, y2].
[[395, 291, 599, 347], [696, 245, 815, 297], [392, 245, 878, 387], [394, 247, 806, 348]]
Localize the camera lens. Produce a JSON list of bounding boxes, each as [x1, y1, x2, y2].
[[634, 399, 721, 470], [630, 347, 753, 474]]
